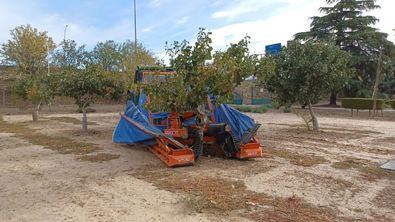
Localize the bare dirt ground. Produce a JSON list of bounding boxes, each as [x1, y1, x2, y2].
[[0, 107, 394, 221]]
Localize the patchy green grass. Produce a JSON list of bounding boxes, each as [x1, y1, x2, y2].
[[0, 115, 97, 155], [232, 104, 272, 113]]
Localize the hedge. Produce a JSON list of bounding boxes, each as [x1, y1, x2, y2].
[[251, 98, 272, 105], [390, 100, 395, 109], [231, 104, 271, 113], [341, 98, 385, 110]]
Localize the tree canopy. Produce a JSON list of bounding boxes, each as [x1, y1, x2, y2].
[[52, 40, 88, 72], [60, 64, 124, 131], [140, 29, 255, 113], [262, 41, 353, 130], [14, 73, 60, 121], [90, 40, 156, 74], [294, 0, 394, 99], [0, 25, 54, 75]]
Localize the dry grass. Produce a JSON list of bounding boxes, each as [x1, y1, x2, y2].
[[373, 136, 395, 144], [268, 124, 380, 140], [132, 167, 342, 221], [331, 159, 364, 170], [78, 153, 120, 162], [265, 148, 327, 167], [45, 116, 98, 126], [263, 125, 393, 157], [373, 186, 395, 211], [190, 157, 278, 177], [246, 195, 341, 222], [0, 116, 97, 155], [331, 159, 395, 181]]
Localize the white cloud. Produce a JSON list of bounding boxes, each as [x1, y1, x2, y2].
[[211, 1, 223, 7], [1, 0, 393, 62], [210, 0, 322, 54], [212, 0, 280, 19], [142, 27, 152, 33], [0, 1, 135, 47], [176, 16, 190, 25], [149, 0, 164, 8], [210, 0, 395, 54], [154, 50, 170, 64], [373, 0, 395, 42]]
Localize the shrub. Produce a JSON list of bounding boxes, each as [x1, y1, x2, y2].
[[341, 98, 385, 110], [390, 100, 395, 109], [231, 105, 270, 113], [252, 105, 270, 113]]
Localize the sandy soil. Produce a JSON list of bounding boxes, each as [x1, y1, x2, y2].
[[0, 110, 394, 221], [247, 112, 395, 220]]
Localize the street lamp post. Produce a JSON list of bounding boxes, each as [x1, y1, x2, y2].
[[134, 0, 137, 52], [133, 0, 138, 68], [64, 25, 68, 42], [47, 24, 68, 75]]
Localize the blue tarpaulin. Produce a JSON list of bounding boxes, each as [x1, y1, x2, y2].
[[113, 98, 257, 145], [214, 104, 256, 143], [113, 101, 160, 144]]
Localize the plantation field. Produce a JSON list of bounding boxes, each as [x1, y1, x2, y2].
[[0, 107, 394, 221]]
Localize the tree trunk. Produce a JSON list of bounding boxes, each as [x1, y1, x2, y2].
[[195, 105, 207, 158], [372, 45, 383, 117], [32, 110, 39, 122], [329, 92, 337, 106], [308, 101, 319, 131], [82, 108, 88, 132], [32, 103, 41, 122]]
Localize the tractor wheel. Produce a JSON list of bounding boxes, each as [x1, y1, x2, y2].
[[188, 128, 203, 160]]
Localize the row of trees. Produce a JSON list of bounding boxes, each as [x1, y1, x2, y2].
[[1, 0, 394, 133], [140, 29, 352, 131], [295, 0, 395, 104], [0, 25, 157, 131], [140, 0, 395, 131]]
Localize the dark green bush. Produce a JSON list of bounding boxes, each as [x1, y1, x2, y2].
[[341, 98, 385, 110], [390, 100, 395, 109], [76, 107, 96, 113], [253, 105, 270, 113], [231, 104, 270, 113]]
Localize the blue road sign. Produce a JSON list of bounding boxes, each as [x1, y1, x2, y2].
[[265, 43, 282, 56]]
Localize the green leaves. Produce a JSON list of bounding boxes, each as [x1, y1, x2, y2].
[[0, 25, 54, 75], [14, 73, 59, 106], [52, 40, 88, 71], [294, 0, 394, 94], [140, 29, 256, 113], [262, 41, 353, 106], [59, 65, 125, 109]]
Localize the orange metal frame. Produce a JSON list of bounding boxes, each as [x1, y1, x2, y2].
[[236, 138, 263, 159], [149, 138, 195, 167]]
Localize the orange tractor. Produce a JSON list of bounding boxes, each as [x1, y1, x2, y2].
[[113, 67, 263, 167]]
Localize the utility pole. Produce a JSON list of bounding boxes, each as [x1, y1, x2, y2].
[[64, 24, 68, 42], [47, 43, 50, 75], [134, 0, 137, 55], [47, 24, 68, 76]]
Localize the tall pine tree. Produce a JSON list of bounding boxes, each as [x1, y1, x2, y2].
[[295, 0, 390, 105]]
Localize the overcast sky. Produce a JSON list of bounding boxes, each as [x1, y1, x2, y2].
[[0, 0, 394, 59]]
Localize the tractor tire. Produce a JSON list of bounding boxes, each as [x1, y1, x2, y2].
[[188, 127, 203, 160]]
